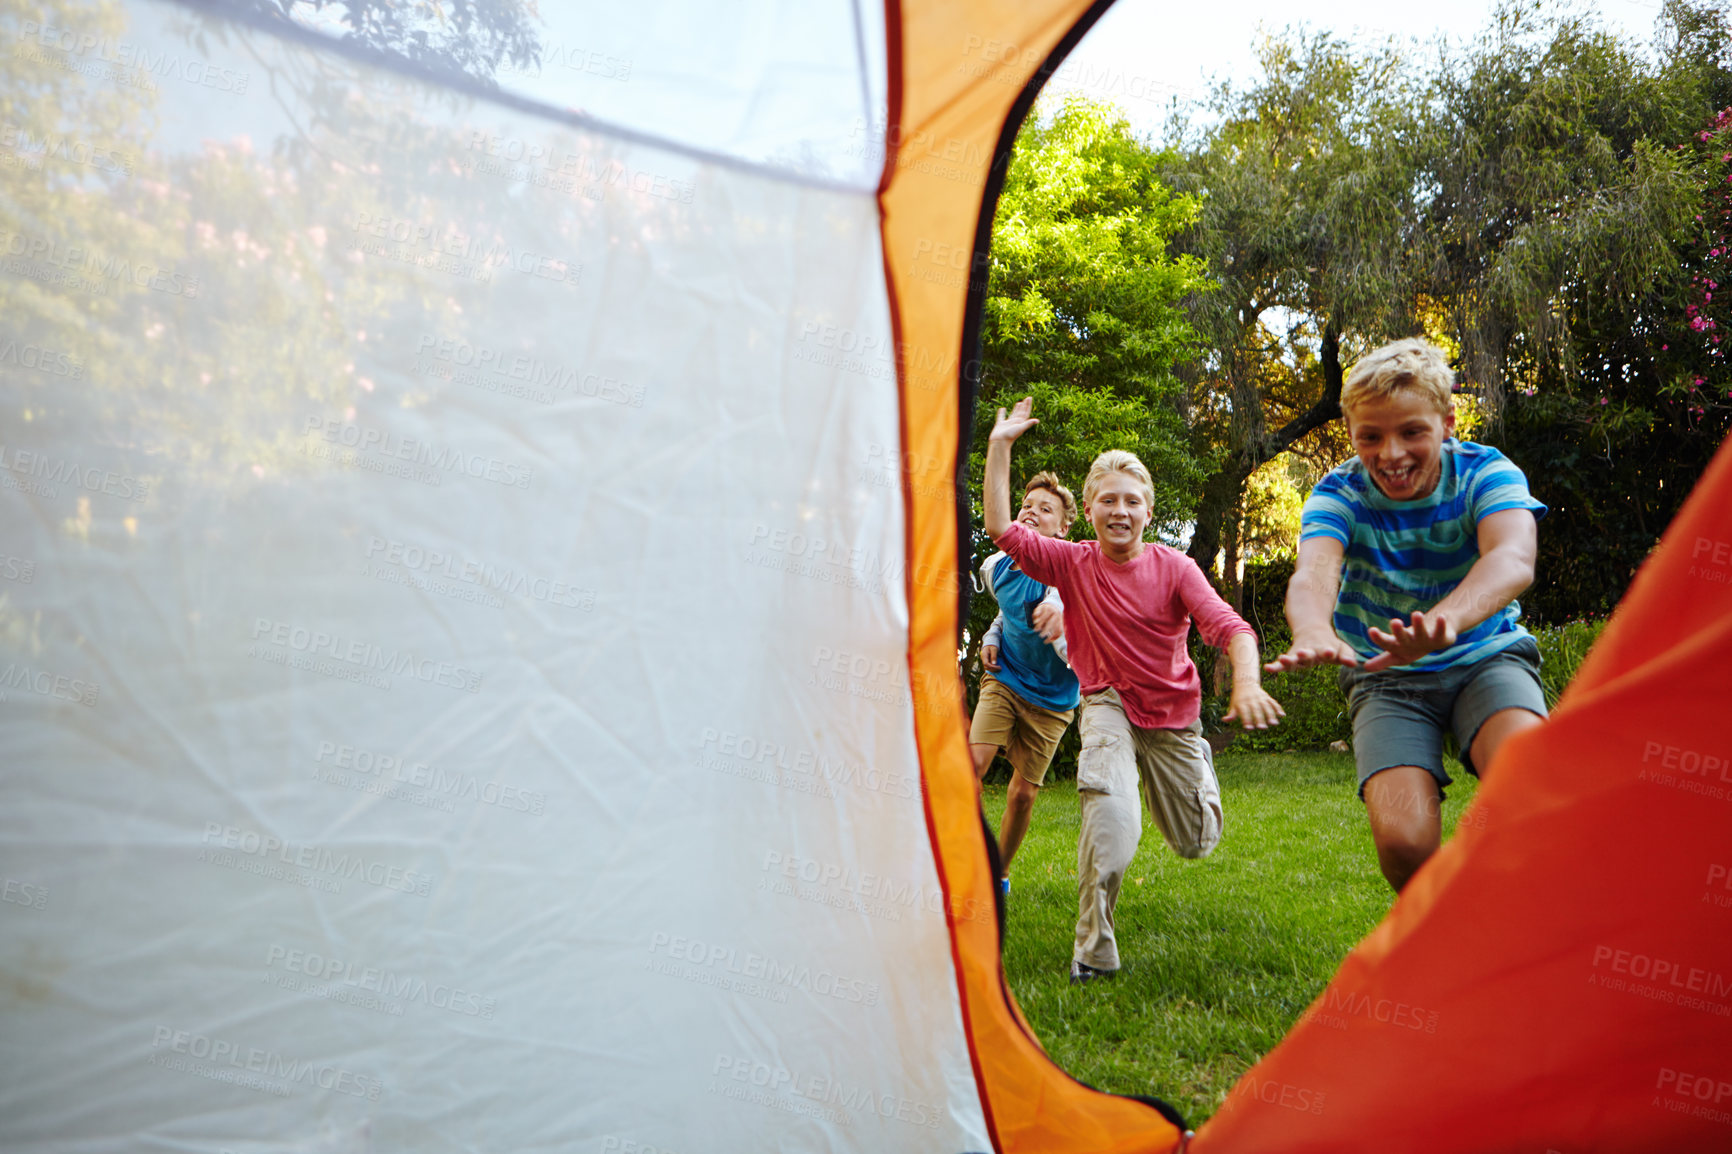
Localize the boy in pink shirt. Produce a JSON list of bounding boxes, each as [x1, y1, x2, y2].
[[985, 397, 1285, 982]]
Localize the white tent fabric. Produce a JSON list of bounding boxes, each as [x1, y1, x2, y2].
[[0, 1, 989, 1150]]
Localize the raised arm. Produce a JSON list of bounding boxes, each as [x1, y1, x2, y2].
[[1361, 508, 1538, 672], [1265, 535, 1361, 673], [983, 397, 1037, 540]]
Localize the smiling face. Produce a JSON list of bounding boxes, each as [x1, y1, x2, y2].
[[1084, 471, 1150, 559], [1347, 389, 1456, 501], [1017, 486, 1069, 538]]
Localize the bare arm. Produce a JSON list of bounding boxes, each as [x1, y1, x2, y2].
[[1265, 536, 1360, 672], [1436, 508, 1538, 635], [1362, 509, 1538, 671], [983, 397, 1036, 540], [980, 613, 1003, 672], [1222, 632, 1285, 729]]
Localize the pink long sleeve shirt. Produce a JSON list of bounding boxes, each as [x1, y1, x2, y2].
[[994, 521, 1256, 729]]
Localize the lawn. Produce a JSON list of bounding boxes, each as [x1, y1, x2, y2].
[[982, 749, 1482, 1128]]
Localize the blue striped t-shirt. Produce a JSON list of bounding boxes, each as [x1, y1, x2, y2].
[[1299, 439, 1548, 670]]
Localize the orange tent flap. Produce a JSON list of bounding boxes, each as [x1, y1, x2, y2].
[[1193, 434, 1732, 1153], [884, 0, 1184, 1149]]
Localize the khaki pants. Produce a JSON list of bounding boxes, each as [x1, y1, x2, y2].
[[1074, 688, 1223, 971]]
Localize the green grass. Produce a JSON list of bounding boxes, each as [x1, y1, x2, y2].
[[983, 750, 1482, 1128]]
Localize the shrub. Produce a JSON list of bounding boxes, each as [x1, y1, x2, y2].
[[1530, 617, 1610, 709]]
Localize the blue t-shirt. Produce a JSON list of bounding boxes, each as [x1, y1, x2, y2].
[[1300, 439, 1548, 670], [987, 555, 1080, 711]]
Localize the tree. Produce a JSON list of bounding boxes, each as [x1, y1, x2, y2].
[[1158, 4, 1729, 620], [1421, 0, 1732, 619], [1163, 30, 1426, 589], [232, 0, 540, 84], [1, 0, 647, 528], [1418, 1, 1708, 422], [967, 97, 1211, 642]]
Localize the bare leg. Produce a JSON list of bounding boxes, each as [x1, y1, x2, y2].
[[1470, 707, 1545, 781], [971, 743, 999, 781], [997, 773, 1039, 871], [1363, 766, 1442, 893]]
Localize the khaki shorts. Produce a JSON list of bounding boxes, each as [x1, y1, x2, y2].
[[969, 674, 1075, 786]]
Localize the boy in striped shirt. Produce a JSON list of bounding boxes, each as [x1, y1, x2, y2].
[[1266, 338, 1549, 892]]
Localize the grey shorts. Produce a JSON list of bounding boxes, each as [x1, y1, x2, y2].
[[1338, 635, 1548, 795]]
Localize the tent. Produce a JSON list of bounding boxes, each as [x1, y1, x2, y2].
[[1, 0, 1727, 1150]]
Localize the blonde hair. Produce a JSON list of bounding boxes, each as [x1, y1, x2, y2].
[[1341, 338, 1455, 418], [1023, 471, 1076, 528], [1082, 450, 1154, 509]]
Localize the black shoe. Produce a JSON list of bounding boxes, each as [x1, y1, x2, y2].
[[1069, 960, 1116, 985]]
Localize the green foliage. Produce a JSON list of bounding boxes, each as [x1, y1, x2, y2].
[[970, 97, 1211, 533], [1219, 659, 1348, 752], [1142, 1, 1730, 616], [1531, 617, 1610, 709], [1192, 555, 1348, 752], [1174, 30, 1424, 347], [1238, 458, 1306, 560], [1161, 29, 1429, 577], [1438, 2, 1732, 620], [1418, 0, 1719, 415]]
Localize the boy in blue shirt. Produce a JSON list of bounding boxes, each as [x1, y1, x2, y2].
[[972, 471, 1079, 885], [1266, 338, 1549, 892]]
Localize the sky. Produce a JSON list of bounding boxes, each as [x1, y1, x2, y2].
[[1047, 0, 1673, 140]]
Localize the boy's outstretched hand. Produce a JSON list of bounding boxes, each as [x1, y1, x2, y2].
[[1224, 683, 1285, 730], [1362, 610, 1456, 671], [1264, 632, 1361, 674], [990, 396, 1038, 444]]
